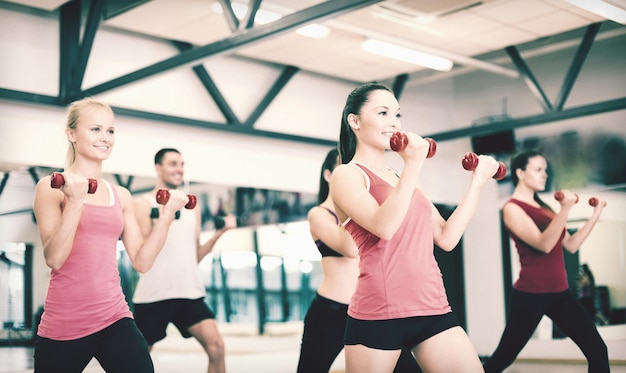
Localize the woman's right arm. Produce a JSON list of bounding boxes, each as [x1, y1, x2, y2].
[[502, 193, 575, 253], [308, 207, 358, 258], [331, 161, 419, 240], [33, 174, 87, 270], [331, 134, 430, 239]]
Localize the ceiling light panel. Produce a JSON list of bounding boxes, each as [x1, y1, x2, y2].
[[565, 0, 626, 24]]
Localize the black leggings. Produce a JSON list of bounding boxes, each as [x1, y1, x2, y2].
[[34, 317, 154, 373], [483, 289, 609, 373], [296, 293, 421, 373]]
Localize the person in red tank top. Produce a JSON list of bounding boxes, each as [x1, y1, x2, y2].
[[32, 97, 190, 373], [330, 83, 501, 373], [296, 148, 421, 373], [483, 150, 609, 372]]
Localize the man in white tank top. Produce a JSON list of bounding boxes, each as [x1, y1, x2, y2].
[[132, 148, 236, 373]]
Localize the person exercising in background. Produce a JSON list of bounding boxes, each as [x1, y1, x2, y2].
[[296, 148, 421, 373], [483, 150, 609, 373], [132, 148, 236, 373]]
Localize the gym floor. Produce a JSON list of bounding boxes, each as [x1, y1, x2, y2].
[[1, 322, 625, 373]]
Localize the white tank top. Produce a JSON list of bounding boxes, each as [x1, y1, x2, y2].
[[132, 194, 206, 303]]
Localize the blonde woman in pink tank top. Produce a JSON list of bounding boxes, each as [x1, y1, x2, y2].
[[32, 97, 190, 373], [330, 83, 500, 373]]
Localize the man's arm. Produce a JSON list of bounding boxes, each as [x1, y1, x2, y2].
[[196, 208, 236, 262]]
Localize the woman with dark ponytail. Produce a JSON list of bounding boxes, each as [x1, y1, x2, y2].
[[297, 148, 420, 372], [483, 150, 609, 372], [331, 83, 499, 372]]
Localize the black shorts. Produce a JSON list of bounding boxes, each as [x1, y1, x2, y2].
[[133, 298, 215, 345], [344, 312, 460, 350], [34, 318, 153, 373]]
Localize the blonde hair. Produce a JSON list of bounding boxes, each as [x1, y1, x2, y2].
[[64, 97, 113, 169]]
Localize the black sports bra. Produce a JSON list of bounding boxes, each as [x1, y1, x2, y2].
[[314, 207, 343, 258]]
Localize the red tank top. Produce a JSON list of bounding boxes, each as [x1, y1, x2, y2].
[[345, 164, 451, 320], [505, 199, 569, 293], [38, 183, 132, 340]]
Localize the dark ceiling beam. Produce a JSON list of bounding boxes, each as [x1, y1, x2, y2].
[[103, 0, 149, 19], [426, 97, 626, 142], [242, 0, 262, 30], [76, 0, 384, 99], [59, 0, 81, 101], [114, 174, 134, 190], [0, 172, 9, 197], [244, 65, 299, 127], [174, 41, 241, 125], [0, 208, 33, 217], [505, 45, 553, 113], [0, 88, 62, 105], [217, 0, 240, 33], [193, 65, 241, 125], [392, 73, 409, 99], [70, 0, 106, 93], [110, 106, 337, 147], [554, 23, 600, 111]]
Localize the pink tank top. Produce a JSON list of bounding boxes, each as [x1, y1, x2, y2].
[[345, 164, 451, 320], [505, 199, 569, 293], [38, 183, 132, 340]]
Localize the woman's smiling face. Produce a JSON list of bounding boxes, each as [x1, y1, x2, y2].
[[351, 89, 402, 150]]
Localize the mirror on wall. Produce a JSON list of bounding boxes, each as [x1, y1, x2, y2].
[[0, 242, 33, 344], [498, 128, 626, 341]]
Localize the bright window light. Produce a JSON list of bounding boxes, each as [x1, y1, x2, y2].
[[361, 39, 453, 72], [260, 256, 282, 271], [296, 24, 330, 39], [565, 0, 626, 24], [299, 260, 313, 274]]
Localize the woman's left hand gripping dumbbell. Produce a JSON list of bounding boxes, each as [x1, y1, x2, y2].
[[155, 189, 196, 219]]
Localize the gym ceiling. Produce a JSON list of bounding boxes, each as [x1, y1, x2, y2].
[[1, 0, 625, 146]]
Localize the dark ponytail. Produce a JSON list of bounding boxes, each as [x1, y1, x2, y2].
[[318, 148, 339, 203], [338, 83, 393, 164]]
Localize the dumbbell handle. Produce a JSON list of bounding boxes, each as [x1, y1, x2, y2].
[[555, 193, 605, 207], [461, 153, 507, 181], [389, 132, 437, 158], [554, 191, 579, 204], [156, 189, 197, 209], [50, 172, 97, 194]]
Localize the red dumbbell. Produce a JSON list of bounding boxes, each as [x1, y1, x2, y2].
[[389, 132, 437, 158], [554, 191, 579, 203], [156, 189, 197, 209], [50, 172, 97, 194], [461, 152, 507, 181], [588, 197, 606, 207]]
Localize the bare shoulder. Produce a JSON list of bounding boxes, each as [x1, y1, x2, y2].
[[502, 200, 522, 216], [113, 185, 133, 208], [34, 175, 52, 193], [114, 184, 132, 198], [331, 163, 363, 184], [307, 205, 328, 222], [34, 175, 62, 203]]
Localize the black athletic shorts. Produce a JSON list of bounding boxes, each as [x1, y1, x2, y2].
[[344, 312, 460, 350], [133, 298, 215, 345]]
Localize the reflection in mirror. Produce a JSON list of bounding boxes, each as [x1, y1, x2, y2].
[[499, 128, 626, 343], [108, 174, 321, 334], [0, 242, 33, 344]]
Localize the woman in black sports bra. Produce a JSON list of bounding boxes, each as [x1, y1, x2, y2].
[[296, 148, 420, 373]]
